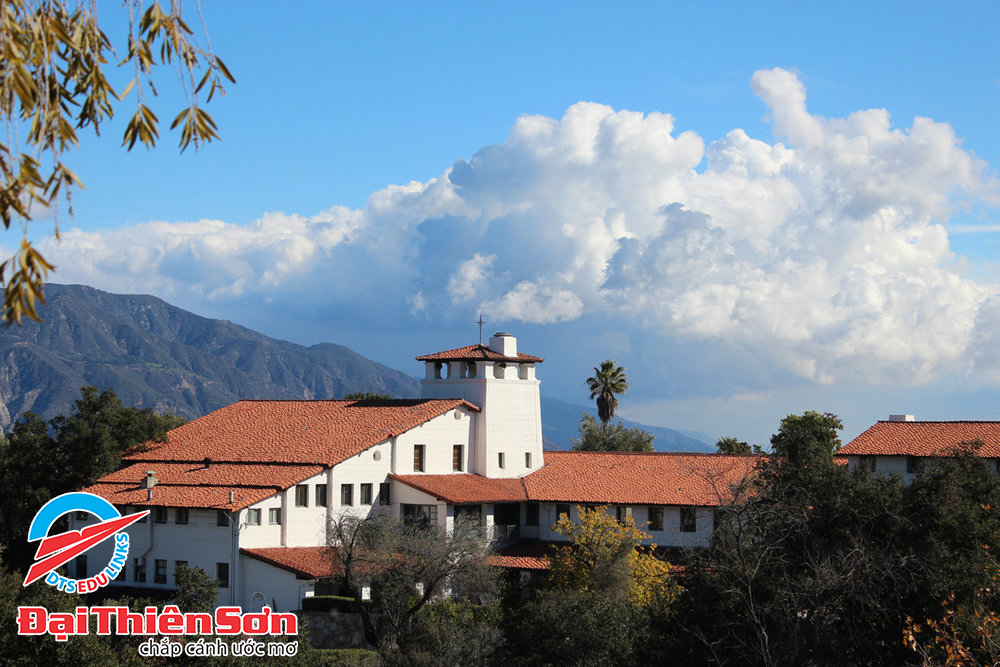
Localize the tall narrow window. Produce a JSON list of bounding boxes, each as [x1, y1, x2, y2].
[[154, 559, 167, 584], [216, 562, 229, 588], [76, 555, 87, 579], [680, 507, 697, 533], [413, 445, 425, 472], [648, 506, 664, 531], [175, 508, 189, 525], [269, 508, 281, 525], [134, 558, 146, 583], [315, 484, 328, 507], [341, 483, 353, 506], [217, 510, 228, 526], [295, 484, 309, 507], [525, 452, 532, 468], [360, 483, 373, 505], [526, 503, 539, 526], [246, 509, 261, 525], [154, 507, 167, 524], [498, 452, 505, 469], [453, 445, 463, 472], [379, 482, 391, 505], [616, 506, 632, 523]]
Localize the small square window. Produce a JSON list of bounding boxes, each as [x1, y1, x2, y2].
[[217, 510, 228, 526], [154, 507, 167, 524], [217, 562, 229, 588], [413, 445, 425, 472], [648, 506, 664, 531], [341, 484, 353, 506], [246, 508, 261, 525], [295, 484, 309, 507], [453, 445, 463, 472], [360, 483, 373, 505], [175, 508, 189, 525], [680, 507, 697, 533], [269, 508, 282, 525], [315, 484, 328, 507], [154, 559, 167, 584], [379, 482, 391, 505]]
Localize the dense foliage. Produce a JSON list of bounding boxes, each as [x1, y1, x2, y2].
[[571, 413, 654, 452]]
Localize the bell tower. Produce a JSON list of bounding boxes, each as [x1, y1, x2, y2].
[[417, 333, 544, 478]]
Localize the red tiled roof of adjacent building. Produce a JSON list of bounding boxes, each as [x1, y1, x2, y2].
[[128, 399, 476, 466], [488, 541, 560, 570], [79, 482, 275, 511], [241, 547, 341, 579], [841, 421, 1000, 457], [389, 474, 527, 504], [522, 451, 759, 506], [416, 344, 544, 363]]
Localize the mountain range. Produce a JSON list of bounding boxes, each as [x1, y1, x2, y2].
[[0, 284, 713, 452]]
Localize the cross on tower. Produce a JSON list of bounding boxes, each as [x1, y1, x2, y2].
[[476, 314, 485, 345]]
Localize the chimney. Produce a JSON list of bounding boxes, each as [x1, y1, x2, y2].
[[888, 414, 915, 422], [488, 332, 517, 357], [146, 489, 153, 501], [229, 490, 235, 503], [140, 471, 158, 489]]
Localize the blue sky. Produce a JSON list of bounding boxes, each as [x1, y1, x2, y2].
[[13, 1, 1000, 446]]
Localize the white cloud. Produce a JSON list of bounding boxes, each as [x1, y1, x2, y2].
[[41, 68, 1000, 391]]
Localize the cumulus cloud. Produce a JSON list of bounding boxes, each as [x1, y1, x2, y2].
[[42, 68, 1000, 389]]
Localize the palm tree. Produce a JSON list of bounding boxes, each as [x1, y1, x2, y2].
[[586, 360, 629, 425]]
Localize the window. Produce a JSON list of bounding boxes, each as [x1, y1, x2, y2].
[[154, 559, 167, 584], [175, 508, 189, 525], [525, 452, 532, 468], [360, 483, 373, 505], [616, 506, 633, 523], [341, 483, 353, 506], [115, 562, 126, 580], [75, 555, 87, 579], [134, 506, 147, 523], [153, 507, 167, 524], [413, 445, 425, 472], [857, 456, 875, 472], [216, 562, 229, 588], [648, 506, 664, 531], [494, 503, 520, 526], [133, 558, 146, 583], [379, 482, 391, 505], [246, 509, 261, 525], [455, 504, 482, 530], [269, 508, 282, 525], [526, 503, 539, 526], [402, 504, 437, 528], [453, 445, 463, 471], [295, 484, 309, 507], [315, 484, 328, 507], [217, 510, 228, 526], [174, 561, 188, 579], [556, 504, 570, 521], [907, 456, 923, 474], [498, 452, 505, 469], [680, 507, 697, 533]]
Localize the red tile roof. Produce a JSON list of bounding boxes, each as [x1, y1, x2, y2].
[[489, 541, 560, 570], [841, 421, 1000, 457], [241, 547, 341, 579], [522, 452, 759, 506], [81, 462, 324, 511], [390, 474, 527, 504], [129, 399, 476, 466], [416, 344, 543, 363]]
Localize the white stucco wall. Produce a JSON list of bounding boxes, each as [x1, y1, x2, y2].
[[392, 408, 476, 475], [240, 555, 315, 613]]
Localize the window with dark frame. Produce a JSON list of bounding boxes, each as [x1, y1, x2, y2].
[[154, 507, 167, 524], [135, 506, 147, 523], [76, 555, 87, 579], [269, 508, 281, 525], [216, 562, 229, 588], [247, 508, 261, 525], [858, 456, 875, 472], [401, 504, 437, 528], [413, 445, 425, 472], [341, 483, 353, 506], [134, 558, 146, 583], [648, 506, 664, 531], [526, 503, 539, 526], [525, 452, 532, 468], [175, 508, 189, 525], [680, 507, 697, 533], [453, 444, 463, 471], [315, 484, 328, 507], [494, 503, 520, 526], [217, 510, 228, 526], [906, 456, 923, 474], [498, 452, 505, 469], [295, 484, 309, 507], [379, 482, 391, 505], [616, 506, 633, 523], [556, 504, 570, 521], [154, 559, 167, 584], [360, 483, 373, 505]]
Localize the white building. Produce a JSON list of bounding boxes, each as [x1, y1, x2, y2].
[[75, 333, 754, 610]]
